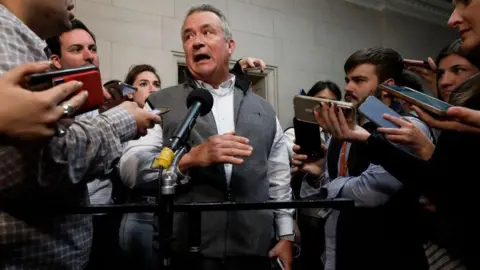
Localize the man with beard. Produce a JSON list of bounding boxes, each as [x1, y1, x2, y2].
[[292, 47, 430, 270]]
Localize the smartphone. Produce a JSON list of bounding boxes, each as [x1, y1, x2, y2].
[[244, 66, 263, 71], [380, 84, 451, 116], [293, 117, 324, 161], [103, 80, 137, 97], [276, 258, 285, 270], [28, 65, 104, 114], [151, 108, 170, 116], [358, 96, 401, 128], [299, 89, 306, 95], [293, 95, 356, 124], [403, 59, 432, 70]]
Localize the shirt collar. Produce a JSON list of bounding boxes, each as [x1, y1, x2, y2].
[[0, 5, 47, 51], [196, 74, 236, 97]]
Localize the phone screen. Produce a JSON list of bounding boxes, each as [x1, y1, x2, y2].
[[358, 96, 401, 128], [118, 83, 136, 96], [384, 85, 451, 112]]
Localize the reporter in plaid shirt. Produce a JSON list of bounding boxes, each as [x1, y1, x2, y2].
[[0, 0, 161, 269]]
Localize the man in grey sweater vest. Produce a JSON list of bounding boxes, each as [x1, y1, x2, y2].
[[119, 3, 294, 270]]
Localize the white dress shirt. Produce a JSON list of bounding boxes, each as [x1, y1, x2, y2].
[[196, 76, 236, 184], [119, 75, 294, 237]]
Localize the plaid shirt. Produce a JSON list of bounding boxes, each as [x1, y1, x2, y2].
[[0, 5, 137, 269]]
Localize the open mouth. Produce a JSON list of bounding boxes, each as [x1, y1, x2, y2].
[[194, 54, 211, 63]]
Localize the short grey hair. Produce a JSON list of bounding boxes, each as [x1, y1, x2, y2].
[[183, 4, 232, 41]]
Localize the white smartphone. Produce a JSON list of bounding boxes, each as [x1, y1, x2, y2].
[[294, 95, 356, 124]]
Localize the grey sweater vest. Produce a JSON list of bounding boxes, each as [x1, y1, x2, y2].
[[147, 80, 277, 258]]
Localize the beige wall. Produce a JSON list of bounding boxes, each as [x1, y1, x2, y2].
[[73, 0, 456, 128]]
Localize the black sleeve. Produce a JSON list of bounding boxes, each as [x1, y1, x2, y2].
[[366, 133, 429, 192], [230, 58, 244, 76]]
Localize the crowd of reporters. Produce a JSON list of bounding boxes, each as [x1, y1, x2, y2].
[[1, 0, 480, 270]]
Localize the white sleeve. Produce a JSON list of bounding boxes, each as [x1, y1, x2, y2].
[[119, 105, 164, 189], [283, 127, 295, 160], [268, 117, 294, 237]]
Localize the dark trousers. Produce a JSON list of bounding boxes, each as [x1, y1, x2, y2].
[[87, 214, 123, 269], [297, 213, 325, 270], [172, 255, 271, 270]]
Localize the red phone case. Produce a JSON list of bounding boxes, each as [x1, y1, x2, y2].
[[53, 70, 104, 113]]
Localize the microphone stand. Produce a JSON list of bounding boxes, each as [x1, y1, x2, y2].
[[153, 145, 189, 269]]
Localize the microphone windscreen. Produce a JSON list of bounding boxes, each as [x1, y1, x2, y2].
[[186, 88, 214, 116]]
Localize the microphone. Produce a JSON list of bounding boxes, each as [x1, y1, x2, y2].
[[152, 88, 214, 169], [168, 88, 214, 151]]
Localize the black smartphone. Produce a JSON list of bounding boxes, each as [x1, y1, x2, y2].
[[380, 84, 451, 116], [403, 59, 432, 70], [271, 258, 285, 270], [151, 108, 170, 116], [358, 96, 402, 128], [293, 117, 324, 161], [103, 80, 137, 97]]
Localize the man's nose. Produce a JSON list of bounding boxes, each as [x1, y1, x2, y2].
[[192, 35, 205, 50], [83, 50, 95, 63]]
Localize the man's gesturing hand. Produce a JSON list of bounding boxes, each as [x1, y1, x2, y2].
[[179, 131, 253, 172], [195, 131, 253, 166]]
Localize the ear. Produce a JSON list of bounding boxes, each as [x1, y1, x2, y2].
[[227, 39, 236, 56], [50, 54, 62, 69], [383, 78, 395, 85]]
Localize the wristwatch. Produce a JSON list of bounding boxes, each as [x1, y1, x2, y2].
[[280, 234, 295, 242]]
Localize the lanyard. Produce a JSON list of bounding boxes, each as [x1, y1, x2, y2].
[[339, 142, 348, 177]]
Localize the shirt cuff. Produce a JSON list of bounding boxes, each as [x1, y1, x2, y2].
[[275, 215, 294, 237], [102, 106, 137, 143]]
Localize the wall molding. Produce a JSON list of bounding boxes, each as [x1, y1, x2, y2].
[[344, 0, 452, 25]]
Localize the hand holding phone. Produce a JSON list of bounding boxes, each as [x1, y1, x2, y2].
[[119, 101, 162, 136], [27, 65, 104, 115], [100, 80, 138, 113], [403, 59, 432, 70], [294, 95, 356, 125]]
